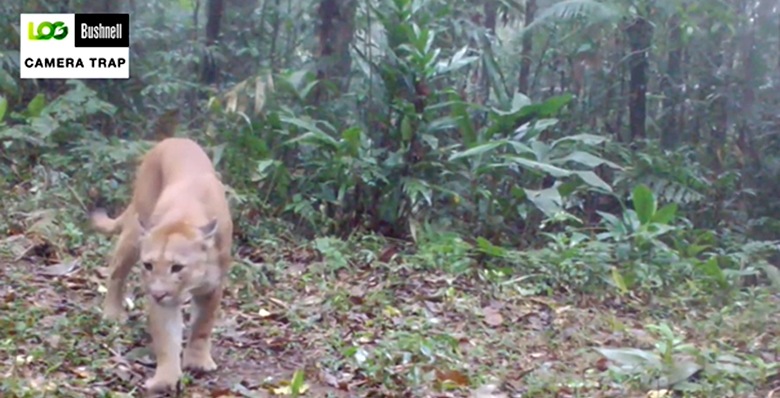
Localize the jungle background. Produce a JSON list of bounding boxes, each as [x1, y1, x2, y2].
[[2, 0, 780, 397]]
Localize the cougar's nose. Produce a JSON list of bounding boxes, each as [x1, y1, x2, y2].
[[150, 290, 168, 302]]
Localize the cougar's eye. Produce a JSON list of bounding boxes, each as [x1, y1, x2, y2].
[[142, 262, 153, 271], [170, 264, 184, 273]]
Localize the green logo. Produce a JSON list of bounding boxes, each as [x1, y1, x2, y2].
[[28, 21, 68, 41]]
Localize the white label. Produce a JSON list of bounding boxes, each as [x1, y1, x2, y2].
[[20, 13, 130, 79]]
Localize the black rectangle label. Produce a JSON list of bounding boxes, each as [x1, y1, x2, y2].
[[74, 13, 129, 48]]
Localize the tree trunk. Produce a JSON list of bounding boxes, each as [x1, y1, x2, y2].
[[484, 0, 497, 33], [626, 16, 652, 142], [518, 0, 535, 94], [475, 0, 498, 109], [313, 0, 357, 103], [660, 15, 682, 149], [202, 0, 224, 85]]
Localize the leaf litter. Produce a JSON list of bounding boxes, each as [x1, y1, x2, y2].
[[2, 233, 780, 397]]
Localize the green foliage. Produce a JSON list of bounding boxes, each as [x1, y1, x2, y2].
[[0, 0, 778, 356], [197, 0, 616, 240]]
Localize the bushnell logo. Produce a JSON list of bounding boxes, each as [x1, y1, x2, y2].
[[28, 21, 68, 41]]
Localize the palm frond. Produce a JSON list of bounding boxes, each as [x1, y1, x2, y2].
[[525, 0, 624, 32]]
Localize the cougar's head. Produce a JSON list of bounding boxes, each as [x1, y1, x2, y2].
[[137, 218, 219, 307]]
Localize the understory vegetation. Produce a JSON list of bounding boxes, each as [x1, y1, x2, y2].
[[2, 0, 780, 397]]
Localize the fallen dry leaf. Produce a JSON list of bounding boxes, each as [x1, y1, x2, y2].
[[435, 368, 470, 387], [38, 259, 80, 276], [482, 307, 503, 326]]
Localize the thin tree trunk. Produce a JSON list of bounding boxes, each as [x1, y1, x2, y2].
[[518, 0, 535, 94], [269, 0, 281, 71], [626, 16, 652, 142], [202, 0, 224, 85], [313, 0, 357, 103], [661, 15, 682, 149]]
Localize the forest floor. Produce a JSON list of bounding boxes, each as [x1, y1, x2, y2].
[[2, 231, 780, 398]]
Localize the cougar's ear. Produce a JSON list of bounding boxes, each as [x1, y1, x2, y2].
[[199, 219, 218, 242]]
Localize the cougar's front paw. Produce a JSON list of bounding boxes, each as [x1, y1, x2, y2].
[[101, 301, 126, 322], [144, 369, 181, 393], [183, 349, 217, 372]]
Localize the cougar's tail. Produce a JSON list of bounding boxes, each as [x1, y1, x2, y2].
[[152, 109, 180, 140], [89, 206, 132, 235]]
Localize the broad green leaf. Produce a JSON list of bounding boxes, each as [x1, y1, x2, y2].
[[667, 361, 703, 386], [476, 237, 506, 257], [594, 347, 663, 370], [450, 94, 477, 145], [507, 141, 534, 154], [596, 210, 623, 230], [552, 133, 609, 147], [290, 369, 307, 397], [514, 118, 559, 140], [436, 45, 479, 74], [449, 141, 506, 161], [611, 267, 629, 295], [0, 126, 48, 146], [699, 257, 726, 287], [0, 95, 7, 122], [284, 131, 339, 150], [210, 143, 227, 167], [760, 262, 780, 291], [632, 184, 656, 225], [557, 180, 580, 197], [0, 69, 18, 98], [523, 187, 562, 217], [280, 115, 331, 134], [426, 116, 460, 134], [207, 97, 223, 113], [298, 80, 320, 101], [341, 126, 362, 156], [529, 141, 549, 161], [29, 115, 59, 138], [423, 47, 441, 73], [651, 203, 678, 225], [403, 178, 433, 206], [256, 159, 276, 173], [276, 70, 317, 101], [286, 69, 310, 89], [401, 116, 413, 141], [574, 171, 612, 192], [536, 93, 574, 114], [507, 156, 571, 177], [683, 244, 709, 257], [638, 223, 676, 240], [26, 93, 46, 117], [511, 92, 532, 113], [481, 47, 510, 106], [499, 93, 572, 121], [510, 185, 526, 200], [554, 151, 621, 169], [420, 133, 439, 150]]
